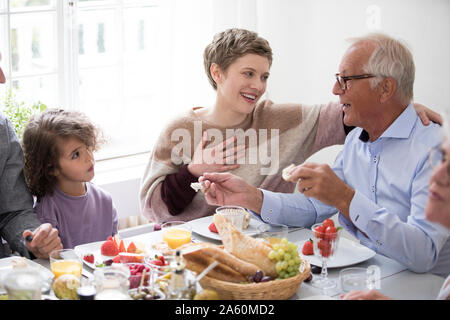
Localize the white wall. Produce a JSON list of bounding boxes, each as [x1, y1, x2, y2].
[[98, 0, 450, 222]]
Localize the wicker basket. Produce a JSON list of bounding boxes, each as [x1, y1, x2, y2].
[[199, 259, 311, 300]]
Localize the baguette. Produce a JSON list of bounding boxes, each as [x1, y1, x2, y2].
[[182, 245, 248, 283], [213, 214, 277, 277], [182, 242, 259, 277]]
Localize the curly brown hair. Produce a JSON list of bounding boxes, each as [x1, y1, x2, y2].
[[22, 109, 104, 201], [203, 28, 273, 90]]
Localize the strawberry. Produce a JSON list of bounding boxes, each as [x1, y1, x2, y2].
[[301, 239, 314, 255], [83, 253, 95, 264], [313, 225, 326, 239], [325, 225, 338, 241], [127, 241, 137, 253], [101, 239, 119, 256], [322, 218, 335, 229], [318, 239, 332, 258], [149, 259, 163, 266], [208, 222, 218, 233]]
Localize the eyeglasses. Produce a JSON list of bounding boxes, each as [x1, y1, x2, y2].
[[428, 145, 450, 177], [335, 73, 376, 91]]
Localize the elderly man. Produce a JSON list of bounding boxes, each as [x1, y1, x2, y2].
[[200, 33, 450, 277], [0, 52, 62, 259]]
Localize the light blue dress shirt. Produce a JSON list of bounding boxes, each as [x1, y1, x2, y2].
[[259, 105, 450, 277]]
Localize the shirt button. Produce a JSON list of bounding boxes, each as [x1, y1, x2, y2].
[[269, 209, 273, 214], [373, 157, 377, 163], [371, 186, 375, 193], [376, 240, 382, 246]]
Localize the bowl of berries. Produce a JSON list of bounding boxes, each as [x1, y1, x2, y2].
[[127, 263, 152, 289]]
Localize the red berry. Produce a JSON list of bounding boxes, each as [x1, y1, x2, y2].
[[301, 239, 314, 255], [322, 218, 335, 229]]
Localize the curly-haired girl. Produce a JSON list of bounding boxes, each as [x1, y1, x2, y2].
[[22, 109, 118, 248]]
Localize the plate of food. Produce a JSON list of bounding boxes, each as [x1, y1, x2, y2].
[[298, 237, 376, 268], [0, 257, 54, 294], [74, 235, 158, 270], [189, 213, 265, 241]]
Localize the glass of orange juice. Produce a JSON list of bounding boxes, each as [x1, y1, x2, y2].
[[161, 221, 192, 249], [49, 249, 83, 279]]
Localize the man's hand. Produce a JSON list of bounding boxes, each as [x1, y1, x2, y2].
[[22, 223, 62, 259], [340, 289, 392, 300], [187, 131, 245, 177], [289, 163, 355, 218], [413, 103, 442, 126], [199, 172, 263, 213]]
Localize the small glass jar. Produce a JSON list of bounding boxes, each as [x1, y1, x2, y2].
[[94, 265, 131, 300], [3, 269, 43, 300]]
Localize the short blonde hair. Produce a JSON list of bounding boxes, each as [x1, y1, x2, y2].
[[348, 33, 415, 105], [203, 28, 273, 90]]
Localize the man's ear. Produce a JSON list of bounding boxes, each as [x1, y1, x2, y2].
[[210, 63, 223, 85], [378, 77, 397, 103]]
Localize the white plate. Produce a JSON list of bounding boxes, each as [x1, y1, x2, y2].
[[298, 237, 376, 268], [189, 215, 265, 241], [74, 236, 162, 270], [0, 257, 54, 294]]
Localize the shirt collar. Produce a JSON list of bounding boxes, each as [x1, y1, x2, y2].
[[359, 103, 415, 142]]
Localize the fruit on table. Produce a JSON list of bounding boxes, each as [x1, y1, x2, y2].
[[101, 237, 119, 256], [322, 218, 335, 229], [301, 239, 314, 255], [128, 264, 151, 289], [267, 238, 302, 279], [118, 252, 144, 264], [119, 240, 126, 253], [83, 253, 94, 264], [193, 289, 220, 300], [127, 241, 137, 253], [208, 222, 218, 233], [52, 274, 81, 300]]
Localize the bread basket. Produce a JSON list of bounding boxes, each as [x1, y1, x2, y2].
[[199, 258, 311, 300]]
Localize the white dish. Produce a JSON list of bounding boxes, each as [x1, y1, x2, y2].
[[74, 236, 162, 270], [0, 257, 54, 294], [189, 215, 265, 241], [299, 237, 376, 268]]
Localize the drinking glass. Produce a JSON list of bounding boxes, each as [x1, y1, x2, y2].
[[3, 269, 43, 300], [215, 206, 245, 231], [161, 221, 192, 249], [310, 223, 341, 290], [49, 249, 82, 279], [339, 267, 370, 292], [94, 265, 131, 300]]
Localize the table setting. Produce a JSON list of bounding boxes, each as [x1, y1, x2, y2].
[[0, 206, 445, 300]]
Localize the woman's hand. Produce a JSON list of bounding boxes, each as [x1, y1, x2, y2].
[[187, 131, 245, 177]]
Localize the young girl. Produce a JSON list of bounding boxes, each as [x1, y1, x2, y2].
[[139, 28, 437, 224], [22, 109, 118, 249]]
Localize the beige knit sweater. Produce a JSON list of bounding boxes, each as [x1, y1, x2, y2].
[[139, 100, 345, 223]]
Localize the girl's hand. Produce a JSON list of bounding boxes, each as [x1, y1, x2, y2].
[[187, 131, 245, 177]]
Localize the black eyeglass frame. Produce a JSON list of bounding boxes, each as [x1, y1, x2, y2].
[[335, 73, 376, 91]]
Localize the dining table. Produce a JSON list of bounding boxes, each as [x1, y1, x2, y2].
[[18, 225, 446, 300]]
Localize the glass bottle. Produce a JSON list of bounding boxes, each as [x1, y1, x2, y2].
[[167, 249, 189, 299]]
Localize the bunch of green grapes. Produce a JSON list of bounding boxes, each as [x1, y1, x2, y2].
[[268, 238, 302, 279]]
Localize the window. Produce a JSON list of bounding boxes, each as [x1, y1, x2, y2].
[[0, 0, 165, 160]]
